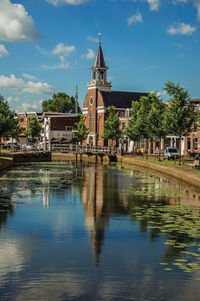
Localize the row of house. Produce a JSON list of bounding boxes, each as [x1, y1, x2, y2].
[[11, 42, 200, 156]]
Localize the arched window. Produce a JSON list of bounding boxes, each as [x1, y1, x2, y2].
[[100, 71, 104, 80], [89, 111, 94, 132]]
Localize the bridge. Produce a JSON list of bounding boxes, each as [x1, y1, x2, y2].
[[50, 144, 120, 163]]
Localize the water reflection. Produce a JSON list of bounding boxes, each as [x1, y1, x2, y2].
[[0, 162, 200, 300]]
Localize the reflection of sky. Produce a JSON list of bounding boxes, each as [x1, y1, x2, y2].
[[1, 164, 200, 300]]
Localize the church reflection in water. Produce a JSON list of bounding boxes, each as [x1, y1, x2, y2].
[[80, 163, 200, 265]]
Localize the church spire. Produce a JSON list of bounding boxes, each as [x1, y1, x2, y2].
[[93, 43, 107, 69]]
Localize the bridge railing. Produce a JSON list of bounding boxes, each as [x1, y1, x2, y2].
[[51, 144, 119, 155]]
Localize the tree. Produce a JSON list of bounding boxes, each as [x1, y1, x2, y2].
[[24, 118, 41, 141], [73, 115, 88, 144], [126, 96, 151, 157], [125, 101, 141, 151], [148, 92, 167, 160], [0, 95, 19, 141], [42, 92, 81, 113], [102, 106, 122, 147], [164, 81, 196, 164]]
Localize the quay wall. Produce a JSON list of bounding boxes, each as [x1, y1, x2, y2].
[[117, 155, 200, 191]]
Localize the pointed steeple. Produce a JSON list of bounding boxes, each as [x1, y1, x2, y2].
[[93, 43, 106, 69], [88, 37, 112, 92], [75, 85, 79, 114]]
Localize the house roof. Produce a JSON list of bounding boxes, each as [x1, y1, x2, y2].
[[93, 44, 107, 69], [100, 91, 148, 108], [189, 99, 200, 103]]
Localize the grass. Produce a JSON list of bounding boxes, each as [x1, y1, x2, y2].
[[134, 157, 190, 168], [0, 157, 13, 161]]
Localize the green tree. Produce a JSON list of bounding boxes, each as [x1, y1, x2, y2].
[[126, 96, 151, 157], [73, 115, 88, 144], [0, 95, 19, 141], [164, 81, 196, 164], [148, 92, 167, 160], [42, 92, 81, 113], [102, 106, 122, 147], [24, 118, 41, 141], [125, 101, 141, 151]]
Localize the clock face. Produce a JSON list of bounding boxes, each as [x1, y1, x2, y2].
[[89, 97, 94, 106]]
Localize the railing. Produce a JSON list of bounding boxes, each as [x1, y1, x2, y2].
[[51, 144, 119, 155]]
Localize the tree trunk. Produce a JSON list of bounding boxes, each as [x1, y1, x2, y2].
[[158, 137, 161, 161], [178, 135, 182, 165], [145, 138, 148, 159]]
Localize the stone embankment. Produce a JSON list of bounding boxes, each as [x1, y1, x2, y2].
[[0, 158, 13, 171], [117, 155, 200, 191]]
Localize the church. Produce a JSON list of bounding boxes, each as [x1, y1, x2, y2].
[[82, 42, 147, 147]]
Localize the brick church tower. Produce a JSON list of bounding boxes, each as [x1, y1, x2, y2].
[[82, 42, 111, 146], [83, 42, 147, 147]]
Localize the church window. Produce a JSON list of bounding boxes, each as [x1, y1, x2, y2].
[[89, 112, 94, 132], [100, 71, 104, 80]]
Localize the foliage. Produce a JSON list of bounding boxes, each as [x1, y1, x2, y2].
[[148, 92, 167, 159], [42, 92, 81, 113], [126, 95, 152, 155], [164, 81, 196, 163], [102, 106, 122, 143], [0, 95, 19, 140], [24, 118, 41, 141], [125, 101, 141, 142], [73, 115, 88, 143]]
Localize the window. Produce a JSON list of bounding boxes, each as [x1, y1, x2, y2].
[[89, 112, 94, 132], [193, 123, 197, 132], [65, 126, 72, 132], [187, 137, 191, 150], [193, 137, 198, 151], [100, 71, 104, 80], [122, 122, 126, 130]]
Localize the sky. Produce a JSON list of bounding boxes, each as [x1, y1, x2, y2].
[[0, 0, 200, 112]]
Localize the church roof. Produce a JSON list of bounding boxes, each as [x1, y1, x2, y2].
[[93, 44, 107, 69], [100, 91, 148, 108]]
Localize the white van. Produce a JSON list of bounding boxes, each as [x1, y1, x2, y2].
[[164, 147, 179, 160]]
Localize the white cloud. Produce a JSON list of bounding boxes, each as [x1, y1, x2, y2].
[[167, 22, 196, 35], [87, 35, 99, 43], [81, 48, 95, 59], [0, 44, 8, 58], [16, 101, 41, 112], [7, 96, 20, 103], [0, 0, 39, 42], [42, 63, 70, 69], [147, 0, 160, 11], [0, 74, 55, 95], [52, 43, 75, 57], [173, 0, 187, 3], [60, 55, 65, 63], [22, 73, 39, 81], [46, 0, 89, 5], [194, 0, 200, 20], [127, 10, 142, 26], [35, 45, 50, 56]]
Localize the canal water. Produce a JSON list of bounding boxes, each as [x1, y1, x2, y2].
[[0, 161, 200, 301]]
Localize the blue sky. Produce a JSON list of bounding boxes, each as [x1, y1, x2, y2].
[[0, 0, 200, 112]]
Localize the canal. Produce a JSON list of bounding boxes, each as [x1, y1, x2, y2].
[[0, 161, 200, 301]]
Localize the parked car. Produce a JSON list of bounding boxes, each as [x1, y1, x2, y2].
[[164, 147, 179, 160], [7, 142, 20, 150], [0, 143, 7, 149], [22, 142, 36, 151]]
